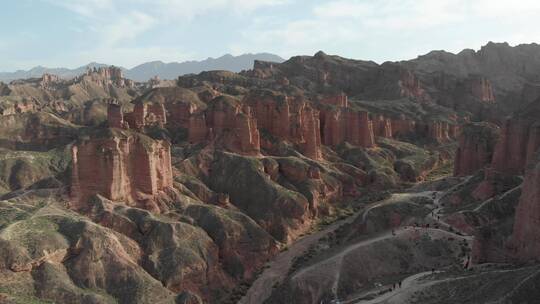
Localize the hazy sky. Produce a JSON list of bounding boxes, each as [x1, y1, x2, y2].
[[1, 0, 539, 71]]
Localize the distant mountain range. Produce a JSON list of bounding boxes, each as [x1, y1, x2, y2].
[[0, 53, 285, 83]]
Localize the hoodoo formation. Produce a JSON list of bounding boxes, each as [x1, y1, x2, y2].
[[70, 129, 174, 212], [3, 42, 540, 304]]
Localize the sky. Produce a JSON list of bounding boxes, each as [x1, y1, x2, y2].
[[1, 0, 539, 71]]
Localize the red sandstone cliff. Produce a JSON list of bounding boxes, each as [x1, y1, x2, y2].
[[106, 99, 127, 129], [454, 122, 500, 176], [373, 115, 393, 138], [70, 129, 173, 212], [390, 115, 417, 138], [320, 107, 374, 148], [492, 112, 540, 175], [470, 76, 496, 103], [80, 66, 134, 88], [244, 90, 322, 159], [399, 70, 431, 102], [125, 100, 167, 129], [206, 96, 261, 156], [511, 153, 540, 261]]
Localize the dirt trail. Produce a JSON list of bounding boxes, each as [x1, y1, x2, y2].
[[239, 196, 399, 304], [240, 185, 475, 304], [345, 187, 476, 304]]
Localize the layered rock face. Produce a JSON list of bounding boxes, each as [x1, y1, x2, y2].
[[399, 70, 431, 102], [373, 115, 393, 138], [320, 106, 374, 148], [426, 121, 451, 142], [244, 90, 322, 159], [492, 107, 540, 175], [107, 99, 126, 128], [80, 66, 134, 88], [320, 93, 348, 107], [70, 129, 173, 212], [454, 122, 501, 176], [391, 115, 417, 138], [135, 86, 208, 128], [511, 153, 540, 261], [39, 73, 60, 89], [124, 100, 167, 129], [470, 76, 495, 103]]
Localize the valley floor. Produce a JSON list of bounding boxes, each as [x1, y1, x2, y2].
[[244, 176, 540, 304]]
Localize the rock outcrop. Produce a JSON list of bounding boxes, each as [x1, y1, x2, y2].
[[470, 76, 496, 103], [320, 106, 374, 148], [80, 66, 134, 88], [245, 90, 322, 159], [391, 115, 417, 138], [70, 129, 173, 212], [205, 96, 261, 156], [511, 153, 540, 261], [399, 70, 431, 102], [454, 122, 501, 176], [492, 103, 540, 175], [373, 115, 393, 138], [39, 73, 60, 89], [107, 99, 127, 129]]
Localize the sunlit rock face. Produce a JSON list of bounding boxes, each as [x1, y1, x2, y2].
[[319, 107, 374, 148], [70, 129, 173, 213], [244, 89, 322, 159], [80, 66, 134, 89]]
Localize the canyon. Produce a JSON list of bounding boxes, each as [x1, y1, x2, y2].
[[1, 42, 540, 304]]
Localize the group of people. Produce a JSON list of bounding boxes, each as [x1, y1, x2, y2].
[[390, 281, 402, 291]]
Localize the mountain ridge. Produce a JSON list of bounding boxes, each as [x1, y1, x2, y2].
[[0, 53, 286, 82]]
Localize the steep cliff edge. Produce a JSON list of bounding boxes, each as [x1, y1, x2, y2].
[[454, 122, 500, 176], [511, 153, 540, 261], [492, 101, 540, 175], [244, 89, 322, 159], [70, 128, 173, 212]]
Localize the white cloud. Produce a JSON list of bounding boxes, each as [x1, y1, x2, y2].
[[232, 0, 540, 62], [42, 0, 289, 61], [23, 0, 540, 69], [313, 0, 466, 30], [99, 11, 156, 46], [45, 0, 114, 18]]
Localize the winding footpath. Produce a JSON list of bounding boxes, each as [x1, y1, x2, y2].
[[346, 188, 475, 304], [238, 196, 401, 304], [239, 185, 475, 304]]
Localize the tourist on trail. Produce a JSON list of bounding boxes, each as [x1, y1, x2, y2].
[[399, 281, 402, 288]]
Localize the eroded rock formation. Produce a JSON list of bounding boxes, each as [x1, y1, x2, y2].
[[399, 70, 431, 102], [245, 90, 322, 159], [492, 106, 540, 175], [454, 122, 500, 176], [320, 107, 374, 148], [80, 66, 134, 88], [373, 115, 393, 138], [511, 153, 540, 261], [70, 129, 173, 212]]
